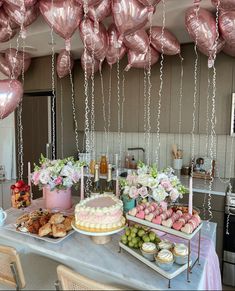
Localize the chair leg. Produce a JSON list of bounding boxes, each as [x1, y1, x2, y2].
[[54, 280, 60, 291], [10, 262, 21, 291]]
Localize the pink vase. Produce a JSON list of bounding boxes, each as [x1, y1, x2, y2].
[[44, 187, 72, 210]]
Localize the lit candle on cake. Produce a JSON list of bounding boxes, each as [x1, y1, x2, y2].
[[80, 166, 84, 201], [188, 176, 193, 215], [116, 168, 120, 198]]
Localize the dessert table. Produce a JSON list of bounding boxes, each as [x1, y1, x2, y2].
[[0, 207, 221, 290]]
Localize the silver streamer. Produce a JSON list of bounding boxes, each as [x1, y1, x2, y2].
[[178, 55, 184, 149], [60, 80, 64, 159], [100, 67, 108, 156], [120, 70, 126, 160], [117, 58, 121, 161], [107, 66, 112, 158], [143, 69, 147, 152], [155, 0, 166, 166]]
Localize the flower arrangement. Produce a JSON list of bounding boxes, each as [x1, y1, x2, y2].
[[32, 155, 83, 191], [120, 162, 187, 203]]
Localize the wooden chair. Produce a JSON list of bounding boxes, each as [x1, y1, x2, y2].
[[0, 245, 25, 290], [55, 265, 122, 291]]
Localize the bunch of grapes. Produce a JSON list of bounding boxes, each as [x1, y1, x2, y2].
[[120, 224, 161, 249]]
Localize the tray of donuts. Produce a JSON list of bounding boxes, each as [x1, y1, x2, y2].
[[5, 209, 75, 243], [127, 201, 202, 240]]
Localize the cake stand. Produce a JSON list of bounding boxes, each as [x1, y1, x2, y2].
[[71, 222, 125, 245]]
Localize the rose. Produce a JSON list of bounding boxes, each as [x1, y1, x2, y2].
[[152, 185, 168, 203], [126, 174, 138, 186], [169, 188, 180, 202], [161, 179, 173, 192], [129, 186, 139, 199], [138, 186, 149, 198], [32, 171, 40, 185], [54, 176, 63, 185]]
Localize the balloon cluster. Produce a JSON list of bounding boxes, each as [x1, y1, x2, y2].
[[185, 0, 235, 59]]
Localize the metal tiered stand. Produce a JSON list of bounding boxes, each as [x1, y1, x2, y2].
[[119, 214, 202, 288]]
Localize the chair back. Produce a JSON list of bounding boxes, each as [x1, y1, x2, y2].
[[0, 245, 25, 290], [56, 265, 122, 290]]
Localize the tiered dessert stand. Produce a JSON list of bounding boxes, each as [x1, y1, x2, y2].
[[119, 214, 202, 288]]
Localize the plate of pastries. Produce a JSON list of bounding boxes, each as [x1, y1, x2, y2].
[[8, 209, 75, 243]]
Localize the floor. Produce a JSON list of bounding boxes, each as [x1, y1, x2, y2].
[[223, 284, 235, 290]]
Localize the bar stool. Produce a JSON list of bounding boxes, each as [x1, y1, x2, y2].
[[55, 265, 123, 291], [0, 245, 59, 290]]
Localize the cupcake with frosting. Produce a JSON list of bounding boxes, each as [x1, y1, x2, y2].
[[173, 243, 188, 265], [158, 239, 174, 250], [141, 242, 157, 261], [155, 249, 174, 271]]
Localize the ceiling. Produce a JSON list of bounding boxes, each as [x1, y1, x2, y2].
[[0, 0, 215, 59]]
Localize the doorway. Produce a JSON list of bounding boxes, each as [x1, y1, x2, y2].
[[15, 92, 56, 198]]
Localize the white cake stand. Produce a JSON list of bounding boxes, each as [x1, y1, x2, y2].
[[71, 222, 125, 245]]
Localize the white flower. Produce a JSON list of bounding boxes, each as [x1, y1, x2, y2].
[[157, 173, 168, 183], [170, 188, 180, 202], [129, 186, 139, 199], [169, 176, 180, 187], [137, 165, 148, 175], [61, 165, 75, 177], [39, 169, 51, 185], [147, 176, 159, 189], [63, 177, 73, 188], [123, 186, 130, 195], [137, 174, 149, 187], [152, 185, 168, 203]]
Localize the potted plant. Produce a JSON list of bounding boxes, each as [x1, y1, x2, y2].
[[120, 162, 187, 212], [32, 155, 83, 210]]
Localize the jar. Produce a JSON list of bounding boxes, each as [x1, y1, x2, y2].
[[11, 184, 31, 209], [100, 155, 108, 174]]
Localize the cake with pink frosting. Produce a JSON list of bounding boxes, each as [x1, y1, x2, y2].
[[75, 194, 125, 232]]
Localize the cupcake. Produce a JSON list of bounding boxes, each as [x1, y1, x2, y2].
[[173, 243, 188, 265], [155, 249, 174, 271], [141, 242, 157, 261], [158, 239, 174, 250]]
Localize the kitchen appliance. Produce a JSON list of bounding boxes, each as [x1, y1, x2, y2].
[[223, 178, 235, 287]]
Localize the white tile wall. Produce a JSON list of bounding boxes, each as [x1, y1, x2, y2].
[[93, 131, 235, 179]]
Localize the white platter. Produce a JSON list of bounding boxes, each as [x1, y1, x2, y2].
[[71, 221, 125, 237], [119, 242, 192, 280], [126, 214, 202, 240], [4, 223, 75, 244]]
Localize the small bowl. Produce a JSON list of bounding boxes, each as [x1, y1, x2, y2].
[[173, 252, 188, 265], [155, 256, 174, 271], [141, 248, 157, 262]]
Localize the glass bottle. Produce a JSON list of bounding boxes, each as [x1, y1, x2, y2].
[[104, 164, 113, 194], [91, 164, 100, 195], [100, 154, 108, 175], [89, 159, 96, 175]]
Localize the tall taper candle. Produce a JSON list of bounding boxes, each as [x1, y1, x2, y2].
[[80, 166, 84, 201], [28, 162, 31, 188], [116, 169, 120, 198], [188, 176, 193, 215]]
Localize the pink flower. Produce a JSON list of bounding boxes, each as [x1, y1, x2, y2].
[[126, 174, 138, 186], [138, 186, 149, 198], [129, 186, 139, 199], [160, 201, 168, 211], [32, 171, 40, 185], [54, 176, 63, 185], [170, 189, 179, 202], [161, 179, 173, 192]]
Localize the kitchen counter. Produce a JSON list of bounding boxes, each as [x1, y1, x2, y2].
[[179, 176, 233, 196]]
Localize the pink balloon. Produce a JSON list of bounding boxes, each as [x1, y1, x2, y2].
[[124, 29, 149, 54], [0, 9, 17, 42], [223, 43, 235, 57], [0, 1, 3, 7], [4, 0, 37, 8], [219, 11, 235, 48], [149, 26, 180, 55], [0, 79, 23, 120], [79, 18, 108, 61], [138, 0, 161, 6], [106, 24, 126, 66], [88, 0, 111, 23], [5, 48, 31, 79], [125, 46, 159, 71], [3, 2, 39, 27], [81, 50, 99, 79], [56, 49, 74, 79], [212, 0, 235, 10], [0, 54, 11, 77], [39, 0, 83, 48], [112, 0, 153, 36], [185, 7, 217, 56], [76, 0, 101, 6], [197, 37, 225, 57]]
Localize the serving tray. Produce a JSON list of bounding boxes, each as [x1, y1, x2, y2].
[[4, 223, 75, 244]]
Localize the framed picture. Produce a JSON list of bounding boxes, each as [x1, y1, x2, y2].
[[231, 93, 235, 137], [192, 156, 215, 180]]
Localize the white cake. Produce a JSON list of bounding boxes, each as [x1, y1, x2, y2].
[[75, 194, 125, 232]]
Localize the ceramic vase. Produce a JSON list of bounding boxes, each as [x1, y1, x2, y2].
[[43, 187, 72, 210]]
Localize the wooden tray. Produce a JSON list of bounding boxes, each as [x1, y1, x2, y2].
[[126, 214, 202, 240]]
